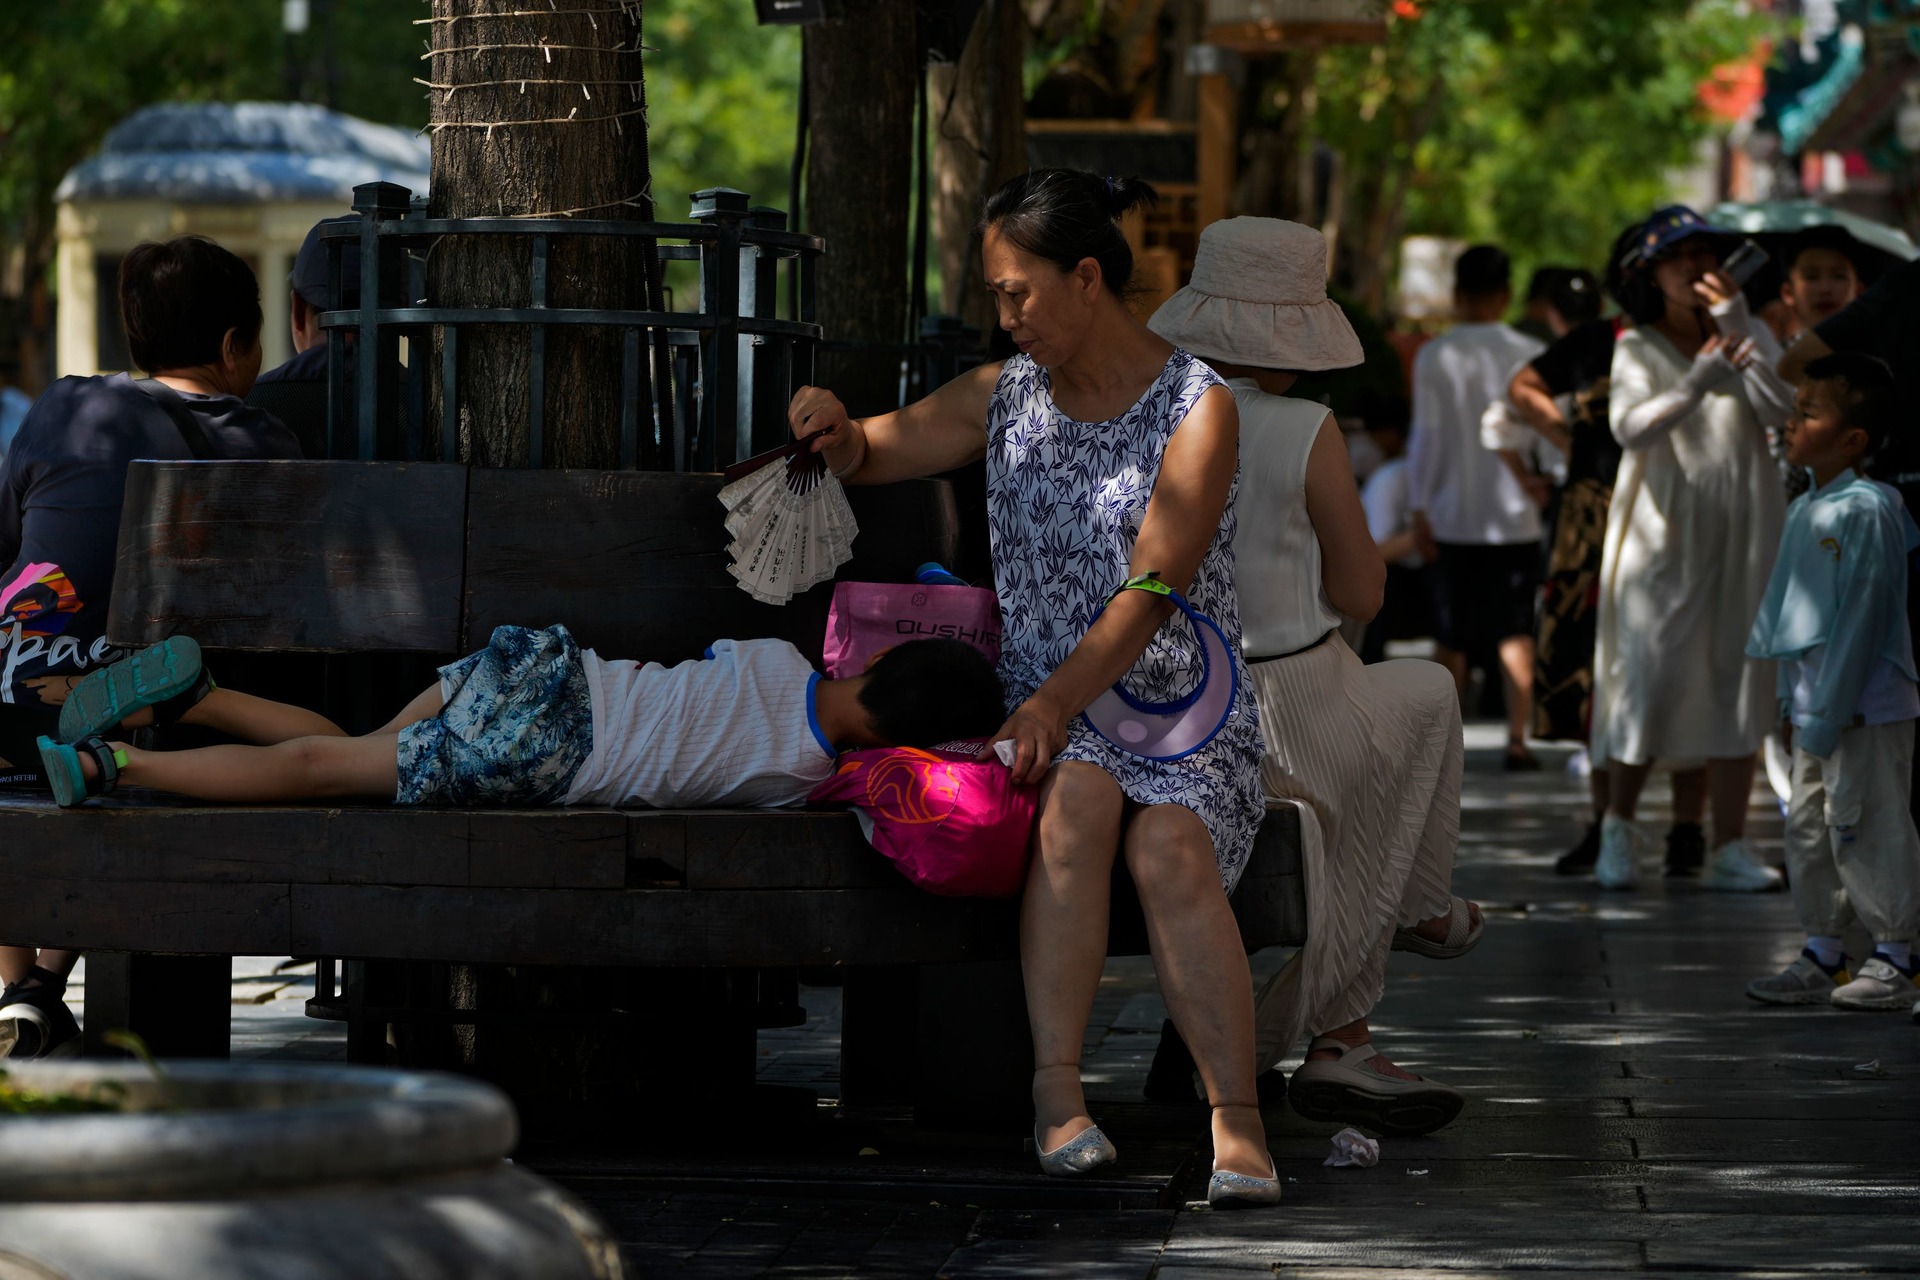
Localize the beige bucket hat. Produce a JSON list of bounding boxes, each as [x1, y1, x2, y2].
[[1147, 217, 1363, 371]]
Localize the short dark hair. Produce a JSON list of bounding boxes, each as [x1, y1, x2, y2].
[[1454, 245, 1511, 298], [1804, 352, 1899, 461], [1546, 269, 1602, 326], [119, 236, 263, 372], [857, 639, 1006, 748], [978, 169, 1159, 297], [1787, 225, 1863, 276]]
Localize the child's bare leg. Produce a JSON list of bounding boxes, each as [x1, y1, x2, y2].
[[86, 733, 402, 802], [374, 684, 446, 736], [165, 688, 348, 744]]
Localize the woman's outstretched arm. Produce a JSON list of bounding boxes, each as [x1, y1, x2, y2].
[[989, 383, 1240, 782], [788, 362, 1001, 485]]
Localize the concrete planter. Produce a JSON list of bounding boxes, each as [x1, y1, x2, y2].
[[0, 1061, 622, 1280]]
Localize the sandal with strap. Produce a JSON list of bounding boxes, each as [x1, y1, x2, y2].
[[1392, 895, 1483, 960], [58, 636, 211, 744], [1287, 1036, 1465, 1137], [37, 735, 126, 808]]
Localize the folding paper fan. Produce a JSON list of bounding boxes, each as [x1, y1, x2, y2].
[[718, 429, 857, 605]]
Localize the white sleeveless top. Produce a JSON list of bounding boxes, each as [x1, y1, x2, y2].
[[1230, 381, 1342, 658]]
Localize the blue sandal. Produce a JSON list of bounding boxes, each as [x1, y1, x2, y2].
[[57, 636, 210, 743], [37, 735, 125, 808]]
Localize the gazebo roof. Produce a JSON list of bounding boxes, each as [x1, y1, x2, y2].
[[55, 101, 429, 205]]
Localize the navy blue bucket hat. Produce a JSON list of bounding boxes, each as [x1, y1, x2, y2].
[[1623, 205, 1730, 268]]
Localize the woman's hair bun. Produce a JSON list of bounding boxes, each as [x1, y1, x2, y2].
[[978, 168, 1159, 297], [1102, 174, 1159, 219]]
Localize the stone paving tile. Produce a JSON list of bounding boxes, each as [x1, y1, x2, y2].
[[229, 723, 1920, 1277]]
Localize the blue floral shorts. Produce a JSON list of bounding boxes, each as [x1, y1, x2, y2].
[[394, 624, 594, 806]]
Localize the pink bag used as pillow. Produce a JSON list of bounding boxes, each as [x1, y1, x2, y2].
[[808, 745, 1035, 897], [822, 581, 1001, 678]]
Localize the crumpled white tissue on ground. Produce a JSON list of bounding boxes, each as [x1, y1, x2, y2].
[[1322, 1127, 1379, 1168]]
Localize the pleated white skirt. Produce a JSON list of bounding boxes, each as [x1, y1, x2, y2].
[[1247, 634, 1463, 1067]]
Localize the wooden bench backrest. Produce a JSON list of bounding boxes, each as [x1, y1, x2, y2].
[[108, 461, 964, 665]]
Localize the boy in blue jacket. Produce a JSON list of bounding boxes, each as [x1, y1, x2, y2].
[[1746, 354, 1920, 1011]]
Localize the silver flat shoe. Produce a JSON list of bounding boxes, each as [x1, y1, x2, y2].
[[1207, 1159, 1282, 1209], [1034, 1123, 1117, 1177]]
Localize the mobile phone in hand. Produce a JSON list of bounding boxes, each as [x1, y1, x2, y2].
[[1721, 239, 1771, 288]]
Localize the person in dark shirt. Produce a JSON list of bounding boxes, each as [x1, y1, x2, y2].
[[246, 215, 358, 459], [0, 234, 300, 1059]]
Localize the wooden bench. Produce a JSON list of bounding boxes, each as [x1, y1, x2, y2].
[[0, 460, 1304, 1123]]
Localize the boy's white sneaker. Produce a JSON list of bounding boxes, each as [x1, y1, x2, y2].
[[1594, 814, 1643, 890], [1701, 838, 1784, 893], [1830, 956, 1920, 1011], [1746, 951, 1848, 1005]]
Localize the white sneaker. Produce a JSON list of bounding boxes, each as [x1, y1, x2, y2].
[[1594, 814, 1643, 890], [1831, 956, 1920, 1011], [1701, 839, 1784, 892]]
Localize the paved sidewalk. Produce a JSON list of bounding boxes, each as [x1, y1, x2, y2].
[[175, 724, 1916, 1275], [577, 726, 1920, 1277]]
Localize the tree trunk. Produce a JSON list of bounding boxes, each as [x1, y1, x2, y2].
[[806, 0, 917, 417], [426, 0, 655, 467], [931, 0, 1026, 337]]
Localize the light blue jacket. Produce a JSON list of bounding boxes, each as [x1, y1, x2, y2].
[[1746, 469, 1920, 757]]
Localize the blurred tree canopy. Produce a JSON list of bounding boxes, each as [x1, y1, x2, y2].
[[0, 0, 422, 371], [644, 0, 801, 221], [1239, 0, 1763, 310]]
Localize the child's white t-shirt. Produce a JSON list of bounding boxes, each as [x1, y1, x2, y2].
[[562, 638, 838, 808]]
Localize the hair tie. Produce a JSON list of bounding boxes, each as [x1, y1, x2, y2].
[[1103, 175, 1119, 200]]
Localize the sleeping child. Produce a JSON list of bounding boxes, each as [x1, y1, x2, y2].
[[35, 624, 1006, 809]]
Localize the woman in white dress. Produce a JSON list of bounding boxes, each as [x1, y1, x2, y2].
[[1146, 218, 1481, 1136], [1591, 206, 1788, 891]]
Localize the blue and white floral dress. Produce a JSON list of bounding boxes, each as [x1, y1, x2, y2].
[[986, 349, 1266, 891]]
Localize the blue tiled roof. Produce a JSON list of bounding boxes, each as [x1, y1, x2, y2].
[[55, 102, 429, 204]]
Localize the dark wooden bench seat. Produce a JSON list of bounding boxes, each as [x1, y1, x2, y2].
[[0, 794, 1302, 968], [2, 459, 1305, 1122]]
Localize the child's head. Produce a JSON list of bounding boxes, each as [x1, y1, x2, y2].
[[856, 639, 1006, 747], [1357, 389, 1411, 460], [1781, 228, 1862, 331], [1787, 352, 1897, 479]]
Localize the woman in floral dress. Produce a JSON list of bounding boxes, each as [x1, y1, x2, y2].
[[787, 169, 1276, 1207]]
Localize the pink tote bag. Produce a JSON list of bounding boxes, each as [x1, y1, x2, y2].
[[808, 745, 1036, 897], [822, 581, 1002, 678]]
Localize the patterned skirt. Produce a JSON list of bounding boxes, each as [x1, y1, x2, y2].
[[395, 624, 594, 806], [1533, 477, 1611, 743]]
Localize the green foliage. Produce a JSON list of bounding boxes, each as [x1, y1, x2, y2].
[[643, 0, 800, 219], [1307, 0, 1765, 295]]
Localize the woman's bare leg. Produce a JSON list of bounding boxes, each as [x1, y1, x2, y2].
[[1671, 765, 1707, 825], [1123, 803, 1270, 1179], [1021, 763, 1125, 1153], [1708, 754, 1758, 843], [1606, 759, 1655, 820], [83, 733, 402, 803]]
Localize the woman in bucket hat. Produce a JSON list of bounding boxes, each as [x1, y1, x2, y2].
[[1147, 218, 1476, 1137]]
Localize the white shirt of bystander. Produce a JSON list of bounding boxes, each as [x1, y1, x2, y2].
[[1406, 322, 1546, 545]]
